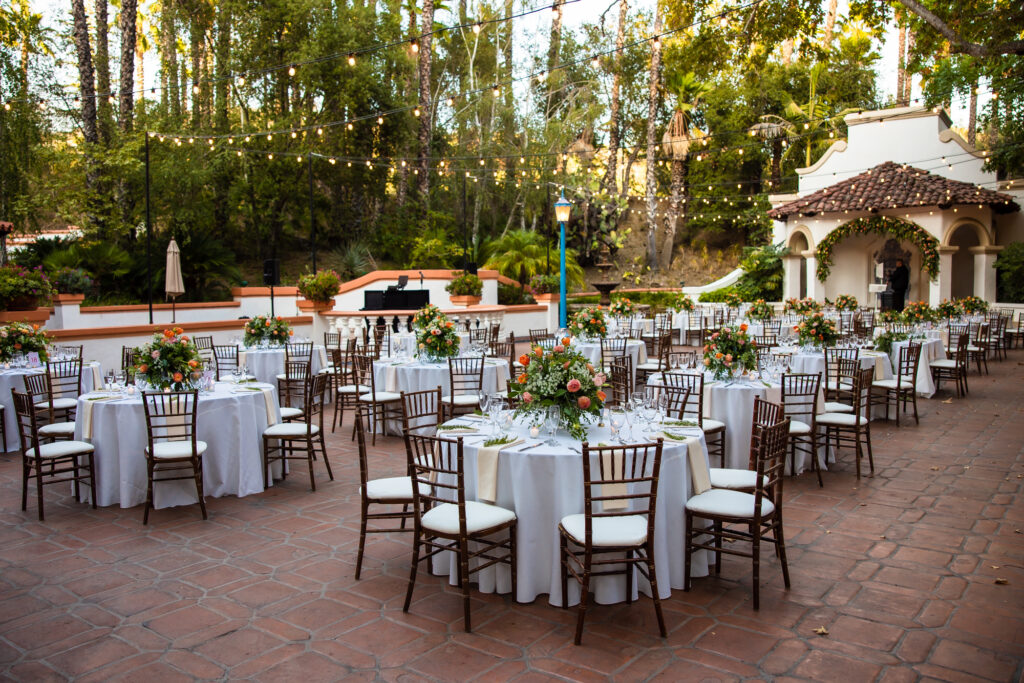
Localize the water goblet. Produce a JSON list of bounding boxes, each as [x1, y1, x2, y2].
[[608, 409, 625, 443], [544, 405, 560, 437]]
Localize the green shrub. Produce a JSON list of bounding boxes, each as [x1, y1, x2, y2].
[[996, 242, 1024, 303], [530, 273, 561, 294], [698, 285, 739, 303], [0, 265, 54, 308], [734, 243, 786, 301], [50, 267, 94, 294], [498, 283, 534, 305], [297, 269, 342, 303], [445, 271, 483, 297]]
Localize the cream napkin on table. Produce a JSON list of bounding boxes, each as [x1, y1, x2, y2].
[[260, 386, 279, 425], [238, 350, 247, 368], [318, 346, 329, 369], [682, 436, 711, 495], [476, 438, 523, 503], [90, 363, 102, 390], [600, 449, 629, 511], [81, 396, 115, 439]]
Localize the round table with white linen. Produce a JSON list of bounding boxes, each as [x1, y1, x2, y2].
[[73, 382, 282, 509], [890, 337, 944, 398], [778, 347, 894, 383], [573, 339, 647, 379], [238, 345, 326, 385], [391, 331, 471, 356], [372, 357, 510, 396], [430, 417, 711, 606], [0, 362, 103, 453]]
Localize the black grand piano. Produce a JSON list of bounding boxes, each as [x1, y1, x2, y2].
[[362, 275, 429, 311]]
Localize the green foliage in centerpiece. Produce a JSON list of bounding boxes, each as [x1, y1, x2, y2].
[[0, 322, 50, 363], [935, 299, 961, 320], [958, 295, 988, 315], [571, 306, 607, 338], [724, 291, 744, 308], [793, 312, 839, 348], [244, 314, 293, 346], [133, 328, 203, 390], [608, 297, 637, 317], [509, 342, 606, 440], [702, 324, 758, 380], [417, 316, 460, 360], [833, 294, 858, 311], [746, 299, 773, 321], [874, 330, 910, 355]]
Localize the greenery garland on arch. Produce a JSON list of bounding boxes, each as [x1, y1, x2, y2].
[[815, 215, 940, 282]]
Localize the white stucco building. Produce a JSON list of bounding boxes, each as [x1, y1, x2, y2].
[[768, 106, 1023, 305]]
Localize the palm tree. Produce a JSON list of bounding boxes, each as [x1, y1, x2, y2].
[[783, 63, 858, 167], [483, 230, 584, 290], [749, 115, 793, 187], [660, 71, 712, 270]]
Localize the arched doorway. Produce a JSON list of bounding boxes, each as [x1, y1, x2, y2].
[[788, 230, 810, 298], [946, 221, 986, 299]]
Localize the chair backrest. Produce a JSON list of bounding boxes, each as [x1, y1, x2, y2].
[[302, 372, 330, 433], [661, 372, 704, 426], [448, 356, 485, 397], [753, 417, 790, 516], [352, 354, 377, 396], [765, 319, 782, 335], [324, 332, 341, 352], [749, 396, 784, 469], [469, 327, 488, 346], [662, 386, 693, 420], [21, 373, 50, 407], [400, 386, 443, 436], [121, 346, 137, 374], [488, 341, 513, 367], [580, 440, 664, 536], [895, 342, 921, 386], [600, 338, 627, 369], [950, 333, 969, 367], [404, 433, 467, 531], [780, 373, 820, 427], [824, 347, 858, 387], [278, 360, 310, 409], [142, 390, 199, 447], [608, 355, 633, 407], [213, 345, 240, 375], [851, 366, 875, 415], [489, 322, 501, 344], [353, 403, 375, 493], [192, 335, 213, 352], [754, 334, 778, 348], [52, 344, 83, 359], [11, 389, 42, 458], [48, 359, 83, 401], [285, 342, 314, 365], [528, 328, 550, 344]]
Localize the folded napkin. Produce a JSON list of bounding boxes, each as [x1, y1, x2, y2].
[[437, 426, 479, 435], [476, 438, 523, 503], [318, 346, 329, 369], [81, 396, 117, 439], [600, 449, 629, 511], [238, 350, 247, 367], [681, 436, 711, 495], [260, 386, 279, 425], [90, 363, 102, 390], [384, 364, 400, 393]]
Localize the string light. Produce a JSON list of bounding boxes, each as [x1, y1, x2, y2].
[[410, 38, 419, 53], [288, 65, 297, 76], [413, 107, 421, 117], [492, 85, 500, 96], [473, 22, 482, 34], [348, 54, 356, 66]]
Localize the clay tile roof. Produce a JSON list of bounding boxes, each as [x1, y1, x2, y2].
[[767, 161, 1020, 220]]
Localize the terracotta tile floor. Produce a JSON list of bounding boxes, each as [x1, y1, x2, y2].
[[2, 350, 1023, 681]]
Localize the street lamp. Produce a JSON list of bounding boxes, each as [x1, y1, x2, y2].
[[554, 191, 572, 328]]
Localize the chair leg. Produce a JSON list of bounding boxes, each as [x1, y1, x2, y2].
[[194, 457, 208, 520], [509, 522, 517, 601], [911, 390, 919, 425], [88, 452, 97, 509], [683, 513, 693, 591], [460, 538, 472, 633], [751, 521, 761, 610], [625, 549, 634, 604], [714, 520, 722, 575], [306, 438, 317, 491], [355, 502, 368, 580], [864, 425, 875, 474], [403, 534, 421, 612], [143, 458, 153, 525], [560, 534, 569, 608], [262, 438, 271, 489], [573, 550, 592, 646], [776, 517, 791, 589], [319, 435, 333, 481], [72, 456, 81, 503], [646, 545, 667, 637]]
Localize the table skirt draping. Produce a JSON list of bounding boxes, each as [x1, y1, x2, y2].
[[238, 346, 326, 385], [373, 358, 510, 396], [890, 338, 944, 398], [74, 383, 281, 508], [0, 363, 102, 453], [573, 339, 647, 382], [430, 424, 711, 606]]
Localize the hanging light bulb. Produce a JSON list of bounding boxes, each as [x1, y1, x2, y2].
[[377, 116, 384, 125], [291, 131, 298, 138], [107, 94, 116, 104], [653, 36, 661, 49], [410, 38, 419, 53], [329, 158, 336, 165], [446, 96, 455, 107], [267, 134, 273, 141], [227, 137, 234, 144], [288, 65, 296, 76], [317, 128, 323, 136], [347, 123, 354, 130], [237, 151, 242, 157], [237, 75, 246, 86], [296, 156, 302, 162], [591, 55, 600, 68], [2, 103, 9, 111], [537, 70, 547, 82], [492, 85, 500, 97], [268, 153, 274, 160], [413, 107, 421, 117], [192, 84, 200, 94], [473, 22, 482, 34], [479, 158, 485, 165], [348, 54, 356, 66], [244, 136, 251, 143]]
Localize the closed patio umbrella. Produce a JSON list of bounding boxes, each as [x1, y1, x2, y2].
[[165, 238, 185, 323]]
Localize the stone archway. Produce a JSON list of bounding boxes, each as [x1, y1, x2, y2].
[[785, 227, 813, 299], [947, 223, 981, 298]]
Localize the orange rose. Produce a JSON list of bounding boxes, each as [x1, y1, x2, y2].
[[32, 324, 39, 330], [163, 329, 174, 338], [561, 336, 571, 346], [264, 320, 271, 326], [188, 360, 198, 368], [289, 329, 295, 336], [13, 343, 21, 349], [715, 352, 723, 359], [139, 364, 148, 373], [739, 323, 748, 332], [518, 354, 530, 366], [596, 390, 607, 402], [518, 373, 528, 384], [534, 346, 543, 357], [173, 372, 183, 382]]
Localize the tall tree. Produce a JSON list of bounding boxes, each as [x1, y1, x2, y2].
[[602, 0, 627, 194], [967, 78, 978, 145], [95, 0, 114, 143], [118, 0, 137, 131], [416, 0, 434, 208], [213, 0, 230, 132], [822, 0, 839, 46], [71, 0, 99, 145], [896, 18, 906, 105], [644, 13, 662, 271], [160, 0, 180, 120]]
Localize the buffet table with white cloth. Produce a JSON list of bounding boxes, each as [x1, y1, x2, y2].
[[429, 416, 711, 606], [0, 362, 102, 453], [238, 345, 326, 385], [73, 382, 281, 508]]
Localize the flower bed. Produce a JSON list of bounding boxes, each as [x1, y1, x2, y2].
[[297, 269, 341, 304]]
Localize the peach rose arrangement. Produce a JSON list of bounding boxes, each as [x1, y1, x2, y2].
[[702, 324, 758, 380], [244, 314, 293, 347], [133, 327, 204, 390]]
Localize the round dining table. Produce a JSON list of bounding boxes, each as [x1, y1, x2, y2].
[[572, 338, 647, 381], [429, 416, 711, 606], [73, 382, 281, 509], [0, 361, 103, 453], [372, 356, 511, 396], [238, 345, 326, 385]]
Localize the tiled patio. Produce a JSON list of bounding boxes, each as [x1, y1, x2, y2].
[[1, 351, 1022, 682]]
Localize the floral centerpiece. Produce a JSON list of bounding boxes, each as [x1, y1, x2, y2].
[[571, 306, 607, 338], [794, 312, 839, 348], [746, 299, 773, 321], [958, 295, 988, 315], [0, 322, 49, 363], [784, 297, 821, 316], [417, 316, 460, 360], [608, 297, 636, 317], [702, 324, 758, 380], [936, 299, 961, 321], [509, 340, 606, 440], [244, 314, 293, 347], [0, 265, 54, 310], [874, 330, 910, 355], [671, 293, 695, 312], [724, 291, 744, 308], [901, 301, 935, 323], [296, 269, 341, 304], [133, 328, 203, 390], [834, 294, 858, 311], [412, 303, 444, 329]]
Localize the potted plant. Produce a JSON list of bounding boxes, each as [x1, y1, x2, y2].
[[446, 270, 483, 306], [529, 274, 561, 304], [296, 269, 341, 312], [0, 265, 54, 311], [50, 267, 93, 304]]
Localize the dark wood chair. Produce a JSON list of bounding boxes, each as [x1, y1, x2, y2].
[[22, 373, 74, 442], [141, 390, 206, 524], [816, 367, 875, 478], [402, 432, 517, 633], [607, 355, 633, 408], [399, 386, 443, 437], [871, 342, 921, 426], [262, 372, 332, 490], [559, 438, 667, 645], [599, 338, 627, 373], [442, 356, 485, 420], [931, 333, 969, 397], [661, 372, 726, 467], [277, 360, 310, 423], [707, 396, 781, 491], [780, 373, 823, 486], [213, 345, 254, 381], [352, 354, 401, 444]]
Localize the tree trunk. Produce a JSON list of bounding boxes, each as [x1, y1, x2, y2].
[[71, 0, 99, 145], [161, 0, 179, 120], [190, 14, 202, 130], [17, 0, 30, 90], [781, 39, 793, 65], [644, 12, 662, 272], [136, 14, 145, 110], [822, 0, 838, 46], [968, 79, 978, 145], [397, 8, 417, 207], [546, 0, 563, 116], [95, 0, 114, 144], [118, 0, 137, 132], [214, 2, 230, 132], [771, 138, 782, 187], [622, 143, 639, 198], [416, 0, 434, 210], [903, 28, 915, 103], [602, 0, 627, 194], [660, 157, 684, 270], [897, 22, 907, 106]]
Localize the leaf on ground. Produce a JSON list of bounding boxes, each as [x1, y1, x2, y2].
[[994, 578, 1009, 585], [814, 626, 829, 636], [930, 466, 941, 471], [942, 398, 953, 404]]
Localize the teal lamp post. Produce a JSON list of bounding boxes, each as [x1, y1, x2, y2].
[[554, 191, 572, 329]]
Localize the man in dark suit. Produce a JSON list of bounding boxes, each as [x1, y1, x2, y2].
[[889, 259, 910, 311]]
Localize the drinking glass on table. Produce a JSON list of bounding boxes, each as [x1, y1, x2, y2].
[[104, 371, 115, 391], [231, 366, 242, 384], [544, 405, 560, 437], [608, 409, 626, 444]]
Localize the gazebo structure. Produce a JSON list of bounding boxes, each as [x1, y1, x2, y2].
[[768, 106, 1022, 305]]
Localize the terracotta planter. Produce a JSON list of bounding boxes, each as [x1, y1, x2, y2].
[[533, 293, 560, 304], [5, 295, 39, 311], [449, 295, 482, 307], [53, 293, 86, 305], [296, 298, 334, 313]]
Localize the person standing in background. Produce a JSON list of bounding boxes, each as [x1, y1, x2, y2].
[[889, 258, 910, 312]]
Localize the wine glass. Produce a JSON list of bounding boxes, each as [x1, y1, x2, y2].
[[231, 366, 242, 384], [544, 405, 560, 438], [608, 410, 625, 443], [104, 371, 115, 391], [479, 392, 492, 417]]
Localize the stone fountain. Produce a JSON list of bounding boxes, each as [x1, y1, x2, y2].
[[592, 258, 619, 307]]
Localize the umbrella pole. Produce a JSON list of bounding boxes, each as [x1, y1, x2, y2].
[[172, 297, 176, 324], [145, 132, 153, 325]]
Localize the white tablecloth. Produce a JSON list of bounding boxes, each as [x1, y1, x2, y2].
[[891, 338, 944, 398], [573, 339, 647, 382], [392, 331, 471, 355], [73, 382, 281, 508], [238, 345, 326, 385], [0, 362, 102, 453], [373, 357, 510, 396], [431, 419, 710, 605], [781, 348, 893, 383]]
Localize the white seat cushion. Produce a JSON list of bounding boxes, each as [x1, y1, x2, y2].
[[701, 418, 726, 432], [279, 406, 304, 419], [34, 397, 78, 411], [361, 476, 425, 502], [873, 375, 915, 390], [816, 412, 867, 426], [149, 440, 208, 459], [357, 391, 402, 403], [686, 488, 775, 518], [789, 419, 812, 435], [559, 513, 648, 547], [930, 359, 957, 369], [263, 422, 320, 438], [822, 401, 853, 413], [441, 394, 482, 406], [635, 361, 664, 371], [337, 384, 370, 395], [39, 422, 76, 437], [421, 500, 516, 535], [708, 468, 765, 491], [824, 379, 853, 392], [25, 440, 94, 459]]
